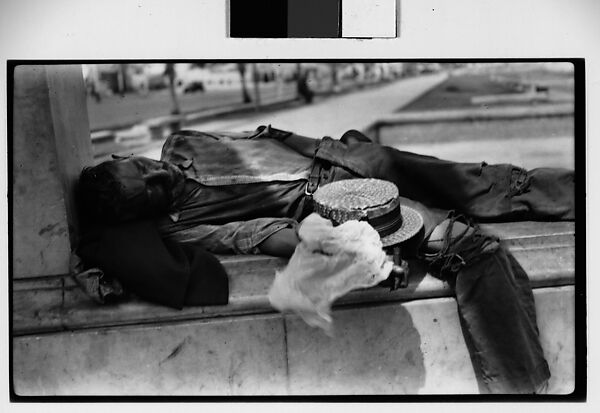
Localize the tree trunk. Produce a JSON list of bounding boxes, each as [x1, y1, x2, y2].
[[117, 64, 129, 94], [330, 63, 339, 92], [295, 63, 303, 99], [237, 63, 252, 103], [252, 63, 261, 110]]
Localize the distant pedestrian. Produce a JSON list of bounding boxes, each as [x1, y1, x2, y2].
[[164, 63, 181, 131], [297, 68, 314, 104], [88, 80, 101, 103]]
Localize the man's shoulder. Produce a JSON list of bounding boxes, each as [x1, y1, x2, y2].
[[166, 125, 293, 143]]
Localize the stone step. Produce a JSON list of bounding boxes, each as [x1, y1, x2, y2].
[[12, 286, 575, 395], [12, 221, 575, 336]]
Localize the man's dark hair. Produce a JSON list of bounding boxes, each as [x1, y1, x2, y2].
[[78, 163, 127, 223]]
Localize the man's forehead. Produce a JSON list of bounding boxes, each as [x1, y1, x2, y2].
[[105, 157, 143, 177], [100, 156, 164, 180]]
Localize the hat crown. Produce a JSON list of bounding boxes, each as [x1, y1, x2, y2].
[[313, 178, 399, 224], [313, 178, 423, 247]]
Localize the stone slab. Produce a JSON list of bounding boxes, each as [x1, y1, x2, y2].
[[372, 103, 574, 127], [12, 286, 573, 395], [285, 298, 476, 394], [12, 242, 574, 335], [13, 314, 287, 396], [481, 221, 575, 248], [536, 288, 576, 394], [285, 286, 574, 395]]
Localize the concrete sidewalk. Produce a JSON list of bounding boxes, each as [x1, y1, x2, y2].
[[138, 73, 448, 159]]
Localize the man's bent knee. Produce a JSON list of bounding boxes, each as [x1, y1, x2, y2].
[[421, 214, 500, 278]]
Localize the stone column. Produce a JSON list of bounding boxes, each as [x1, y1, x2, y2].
[[12, 65, 92, 279]]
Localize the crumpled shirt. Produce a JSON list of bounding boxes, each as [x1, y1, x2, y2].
[[268, 213, 393, 333]]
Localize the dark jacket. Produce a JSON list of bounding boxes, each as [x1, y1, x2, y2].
[[78, 219, 228, 309]]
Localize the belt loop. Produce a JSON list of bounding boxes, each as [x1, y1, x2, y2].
[[305, 137, 327, 197], [305, 161, 321, 196]]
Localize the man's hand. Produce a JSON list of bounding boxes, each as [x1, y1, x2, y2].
[[257, 228, 300, 257]]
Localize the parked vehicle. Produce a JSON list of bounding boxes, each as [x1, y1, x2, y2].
[[174, 64, 208, 94]]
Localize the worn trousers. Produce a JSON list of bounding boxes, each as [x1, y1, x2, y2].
[[421, 214, 551, 393], [317, 138, 575, 393]]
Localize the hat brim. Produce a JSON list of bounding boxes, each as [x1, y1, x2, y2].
[[380, 205, 423, 247]]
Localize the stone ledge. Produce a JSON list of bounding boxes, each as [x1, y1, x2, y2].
[[12, 221, 575, 336], [364, 103, 575, 143], [372, 103, 574, 127], [12, 286, 575, 395]]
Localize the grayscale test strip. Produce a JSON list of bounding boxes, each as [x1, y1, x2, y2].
[[229, 0, 397, 38]]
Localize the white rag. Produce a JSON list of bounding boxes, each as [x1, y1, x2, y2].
[[268, 213, 393, 333]]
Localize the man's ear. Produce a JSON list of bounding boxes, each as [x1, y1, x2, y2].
[[111, 154, 131, 160]]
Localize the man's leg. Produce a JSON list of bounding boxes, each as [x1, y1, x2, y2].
[[320, 139, 575, 221], [371, 144, 574, 221], [423, 215, 550, 394]]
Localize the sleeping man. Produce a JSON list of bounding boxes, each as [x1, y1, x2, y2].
[[78, 125, 574, 394]]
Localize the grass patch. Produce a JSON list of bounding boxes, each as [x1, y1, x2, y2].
[[401, 74, 521, 111], [402, 68, 573, 112]]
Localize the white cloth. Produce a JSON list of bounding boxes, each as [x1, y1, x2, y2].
[[268, 213, 393, 333]]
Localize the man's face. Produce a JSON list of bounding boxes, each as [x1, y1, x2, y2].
[[105, 156, 185, 218]]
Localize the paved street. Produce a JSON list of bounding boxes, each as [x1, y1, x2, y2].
[[187, 72, 449, 137], [138, 73, 448, 159], [136, 70, 574, 171]]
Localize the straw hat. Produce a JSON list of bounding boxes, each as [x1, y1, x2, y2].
[[313, 178, 423, 247]]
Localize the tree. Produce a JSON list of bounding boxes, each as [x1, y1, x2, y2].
[[237, 63, 252, 103]]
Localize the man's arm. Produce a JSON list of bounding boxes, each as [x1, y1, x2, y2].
[[257, 227, 299, 257], [159, 217, 299, 257], [249, 125, 319, 158], [279, 134, 319, 158]]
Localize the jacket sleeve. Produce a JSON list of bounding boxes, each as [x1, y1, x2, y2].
[[159, 217, 298, 255], [254, 125, 319, 158]]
